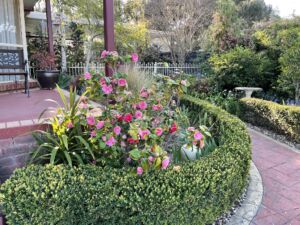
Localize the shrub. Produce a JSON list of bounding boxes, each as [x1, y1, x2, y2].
[[0, 96, 251, 225], [240, 98, 300, 142], [209, 46, 273, 90]]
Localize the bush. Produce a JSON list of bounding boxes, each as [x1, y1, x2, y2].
[[240, 98, 300, 142], [209, 46, 273, 91], [0, 96, 251, 225]]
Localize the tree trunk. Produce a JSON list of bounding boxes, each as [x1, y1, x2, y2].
[[295, 82, 300, 104], [85, 39, 93, 73]]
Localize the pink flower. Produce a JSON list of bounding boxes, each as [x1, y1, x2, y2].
[[137, 166, 143, 175], [84, 72, 92, 80], [121, 141, 126, 147], [100, 77, 106, 86], [122, 135, 127, 139], [106, 136, 116, 147], [162, 157, 170, 170], [131, 53, 139, 63], [124, 113, 133, 123], [87, 116, 96, 126], [152, 104, 163, 111], [102, 84, 113, 95], [135, 111, 143, 119], [79, 102, 88, 109], [66, 121, 74, 129], [102, 136, 107, 142], [148, 156, 155, 163], [181, 80, 187, 86], [140, 89, 149, 98], [113, 126, 121, 135], [188, 127, 195, 132], [118, 78, 127, 87], [110, 51, 119, 57], [90, 130, 97, 137], [194, 131, 203, 141], [101, 50, 109, 58], [138, 101, 148, 110], [169, 122, 177, 134], [139, 129, 151, 140], [155, 128, 163, 136], [96, 121, 105, 129]]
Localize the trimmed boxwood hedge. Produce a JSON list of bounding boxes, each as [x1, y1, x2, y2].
[[0, 96, 251, 225], [240, 98, 300, 143]]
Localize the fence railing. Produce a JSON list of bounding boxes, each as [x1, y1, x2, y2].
[[29, 62, 203, 78]]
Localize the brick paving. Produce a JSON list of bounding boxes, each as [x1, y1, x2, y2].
[[250, 129, 300, 225]]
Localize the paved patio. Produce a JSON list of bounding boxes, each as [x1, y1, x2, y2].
[[0, 89, 63, 139], [250, 129, 300, 225]]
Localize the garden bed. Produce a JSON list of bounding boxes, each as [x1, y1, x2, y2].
[[0, 95, 251, 225]]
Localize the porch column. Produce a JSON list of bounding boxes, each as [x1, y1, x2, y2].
[[19, 0, 28, 61], [103, 0, 116, 76], [45, 0, 54, 56]]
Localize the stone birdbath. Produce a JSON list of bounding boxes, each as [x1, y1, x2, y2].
[[234, 87, 263, 98]]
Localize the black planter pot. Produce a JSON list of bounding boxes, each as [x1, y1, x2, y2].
[[36, 70, 59, 89]]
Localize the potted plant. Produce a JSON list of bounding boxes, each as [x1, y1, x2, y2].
[[180, 127, 206, 161], [31, 51, 59, 89]]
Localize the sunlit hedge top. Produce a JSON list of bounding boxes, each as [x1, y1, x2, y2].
[[0, 96, 251, 225]]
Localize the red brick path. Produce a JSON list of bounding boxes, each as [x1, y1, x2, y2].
[[250, 129, 300, 225]]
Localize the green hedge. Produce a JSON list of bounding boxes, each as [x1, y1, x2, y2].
[[240, 98, 300, 142], [0, 96, 251, 225]]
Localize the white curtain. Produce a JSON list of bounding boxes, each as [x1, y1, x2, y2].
[[0, 0, 22, 46], [0, 0, 22, 82]]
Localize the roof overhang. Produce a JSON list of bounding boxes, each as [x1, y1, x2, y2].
[[24, 0, 39, 12]]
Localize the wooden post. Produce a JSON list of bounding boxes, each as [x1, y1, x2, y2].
[[45, 0, 54, 56], [103, 0, 116, 76]]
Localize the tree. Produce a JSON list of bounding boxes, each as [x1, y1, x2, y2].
[[279, 41, 300, 102], [59, 0, 103, 71], [67, 22, 85, 64], [206, 0, 246, 52], [238, 0, 273, 25], [146, 0, 216, 64]]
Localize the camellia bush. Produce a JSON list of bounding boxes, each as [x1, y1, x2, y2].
[[31, 51, 210, 175]]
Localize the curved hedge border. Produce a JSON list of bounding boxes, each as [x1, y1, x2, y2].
[[240, 98, 300, 143], [0, 96, 251, 225]]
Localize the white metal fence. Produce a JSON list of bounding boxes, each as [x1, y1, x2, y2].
[[29, 62, 203, 78]]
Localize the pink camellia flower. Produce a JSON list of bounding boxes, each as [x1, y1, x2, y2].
[[188, 127, 195, 132], [66, 121, 74, 129], [152, 104, 163, 111], [102, 84, 113, 95], [90, 130, 97, 137], [138, 101, 148, 110], [113, 126, 122, 135], [155, 128, 164, 136], [181, 80, 187, 86], [122, 135, 127, 139], [110, 51, 119, 57], [84, 72, 92, 80], [131, 53, 139, 63], [100, 77, 106, 86], [162, 157, 170, 170], [106, 136, 116, 147], [194, 131, 203, 141], [140, 89, 149, 98], [137, 166, 143, 175], [121, 141, 126, 147], [79, 102, 88, 109], [87, 116, 96, 126], [96, 121, 105, 129], [118, 78, 127, 87], [135, 111, 143, 119], [148, 156, 155, 163], [101, 50, 109, 58], [139, 129, 151, 140], [169, 122, 177, 134], [102, 136, 107, 142], [123, 113, 133, 123]]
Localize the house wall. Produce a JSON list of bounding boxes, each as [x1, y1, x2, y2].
[[0, 0, 28, 83]]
